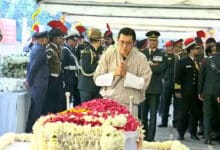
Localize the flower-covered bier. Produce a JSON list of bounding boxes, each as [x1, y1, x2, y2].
[[31, 99, 141, 150]]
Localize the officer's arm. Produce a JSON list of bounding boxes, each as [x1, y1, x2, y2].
[[174, 60, 183, 92], [81, 50, 97, 73], [198, 60, 207, 94], [61, 48, 68, 68], [26, 62, 30, 79], [27, 49, 45, 85], [75, 47, 81, 61], [150, 55, 167, 74], [162, 55, 168, 78], [46, 48, 54, 60]]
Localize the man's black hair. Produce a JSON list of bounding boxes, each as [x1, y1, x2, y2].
[[206, 37, 216, 44], [118, 27, 136, 41]]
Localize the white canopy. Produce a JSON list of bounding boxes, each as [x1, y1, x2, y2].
[[40, 0, 220, 39]]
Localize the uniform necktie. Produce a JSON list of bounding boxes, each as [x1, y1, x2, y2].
[[194, 59, 200, 71]]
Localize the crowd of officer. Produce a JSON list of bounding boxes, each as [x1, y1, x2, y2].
[[25, 23, 114, 132], [24, 22, 220, 145], [155, 33, 220, 145]]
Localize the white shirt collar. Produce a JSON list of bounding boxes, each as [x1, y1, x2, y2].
[[149, 48, 156, 52]]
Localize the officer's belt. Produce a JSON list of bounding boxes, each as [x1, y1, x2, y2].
[[50, 73, 59, 77], [64, 66, 78, 71]]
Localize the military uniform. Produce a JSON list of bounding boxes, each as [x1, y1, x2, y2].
[[172, 39, 186, 127], [175, 56, 201, 138], [44, 40, 63, 113], [78, 28, 103, 102], [141, 47, 166, 141], [26, 31, 49, 132], [76, 41, 90, 60], [139, 31, 166, 141], [62, 43, 81, 106], [172, 51, 186, 127], [198, 53, 220, 143], [78, 44, 102, 102], [159, 52, 176, 126]]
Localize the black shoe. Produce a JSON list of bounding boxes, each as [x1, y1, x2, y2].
[[158, 124, 167, 127], [204, 140, 212, 145], [191, 135, 200, 140], [178, 136, 184, 140]]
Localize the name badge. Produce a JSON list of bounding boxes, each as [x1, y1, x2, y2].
[[186, 65, 192, 68], [153, 56, 163, 62]]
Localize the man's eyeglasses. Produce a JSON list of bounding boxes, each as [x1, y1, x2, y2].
[[118, 41, 133, 47]]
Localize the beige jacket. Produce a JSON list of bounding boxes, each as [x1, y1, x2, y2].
[[93, 46, 152, 105]]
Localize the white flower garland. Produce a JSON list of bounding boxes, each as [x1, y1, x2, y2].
[[0, 133, 32, 150], [0, 109, 189, 150], [143, 140, 190, 150], [31, 115, 126, 150], [0, 133, 189, 150]]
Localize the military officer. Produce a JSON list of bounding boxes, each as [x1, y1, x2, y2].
[[205, 37, 216, 48], [175, 37, 201, 140], [62, 31, 81, 106], [195, 37, 205, 64], [198, 42, 220, 144], [25, 31, 49, 132], [195, 36, 205, 136], [103, 29, 115, 48], [173, 39, 185, 127], [76, 39, 90, 61], [158, 40, 176, 127], [140, 31, 166, 141], [78, 28, 102, 102], [44, 28, 64, 114]]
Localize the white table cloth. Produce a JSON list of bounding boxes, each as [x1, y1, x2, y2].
[[0, 92, 30, 136]]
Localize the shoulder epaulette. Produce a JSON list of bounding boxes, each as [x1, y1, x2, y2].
[[174, 83, 181, 90], [81, 49, 91, 54], [46, 43, 58, 50]]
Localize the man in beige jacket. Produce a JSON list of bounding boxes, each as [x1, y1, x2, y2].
[[93, 27, 152, 116]]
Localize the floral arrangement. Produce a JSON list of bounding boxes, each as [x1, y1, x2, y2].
[[31, 99, 141, 150], [0, 132, 190, 150], [0, 99, 189, 150], [143, 140, 189, 150], [0, 78, 26, 92], [48, 99, 140, 131], [0, 133, 32, 150], [0, 52, 29, 78]]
